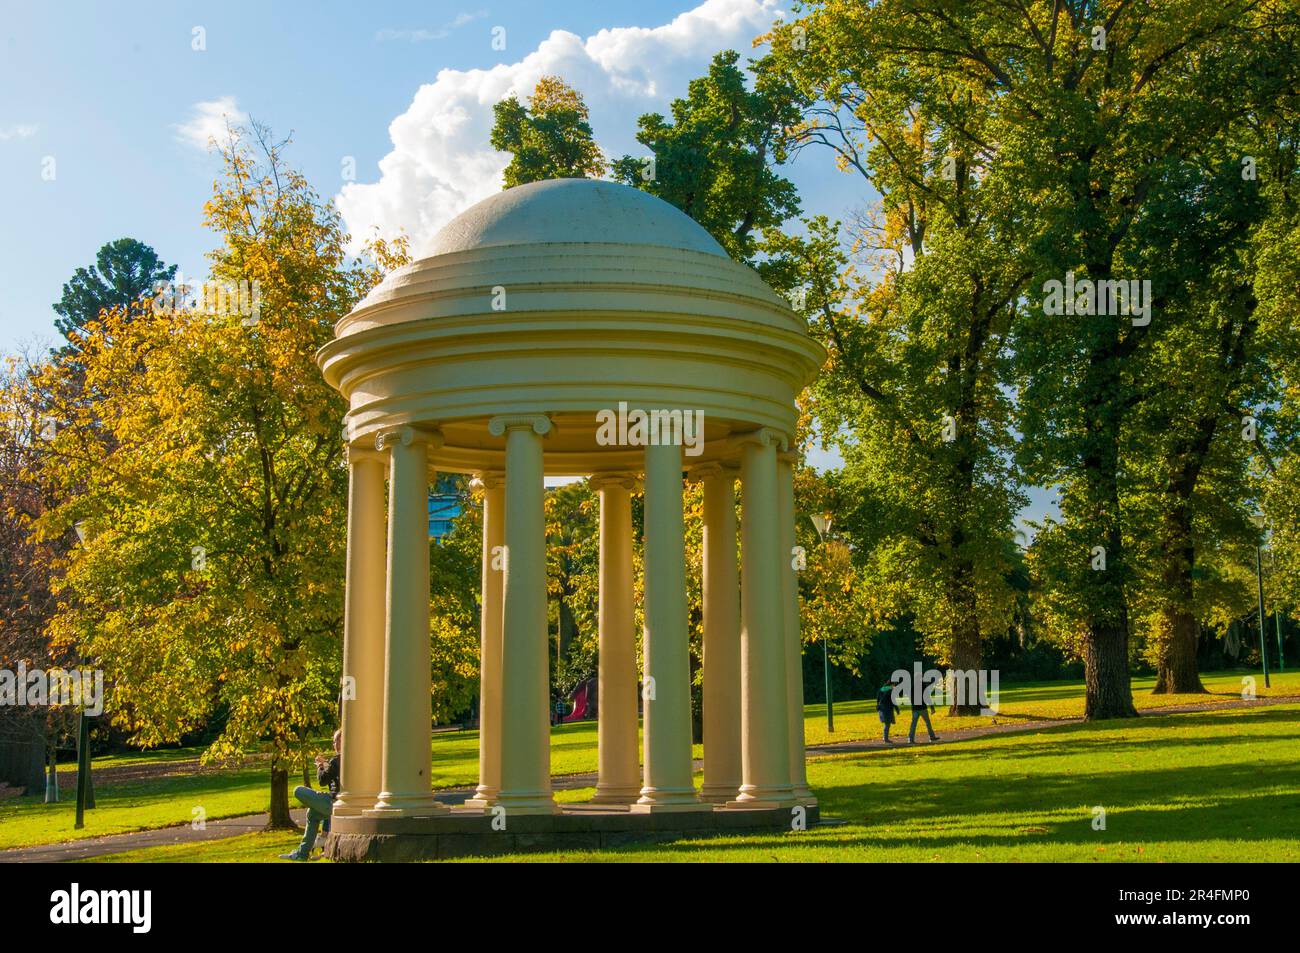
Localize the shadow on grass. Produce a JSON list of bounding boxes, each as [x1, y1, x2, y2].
[[589, 759, 1300, 861], [578, 708, 1300, 860], [814, 707, 1300, 763]]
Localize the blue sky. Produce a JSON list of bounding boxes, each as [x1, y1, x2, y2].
[[1, 0, 857, 350], [0, 0, 1055, 525]]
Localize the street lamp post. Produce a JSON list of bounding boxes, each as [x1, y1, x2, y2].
[[810, 513, 834, 733], [1251, 514, 1271, 689]]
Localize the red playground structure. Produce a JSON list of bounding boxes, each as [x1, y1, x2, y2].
[[560, 676, 597, 723]]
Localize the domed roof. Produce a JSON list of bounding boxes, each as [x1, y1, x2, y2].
[[321, 177, 826, 471], [416, 178, 729, 260]]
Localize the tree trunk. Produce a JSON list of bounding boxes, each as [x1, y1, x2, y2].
[[1077, 318, 1138, 722], [1153, 606, 1205, 694], [1085, 621, 1138, 719], [44, 745, 59, 803], [1153, 423, 1217, 694], [944, 411, 983, 716], [947, 587, 983, 716], [267, 762, 296, 830]]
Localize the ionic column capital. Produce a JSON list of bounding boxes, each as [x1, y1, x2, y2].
[[687, 462, 739, 483], [727, 427, 789, 454], [588, 471, 640, 492], [374, 425, 443, 452], [346, 443, 387, 466], [472, 470, 506, 491], [488, 414, 553, 437]]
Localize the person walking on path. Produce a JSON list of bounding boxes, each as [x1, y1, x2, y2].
[[908, 693, 941, 744], [905, 667, 941, 744], [876, 682, 899, 744], [279, 729, 340, 861]]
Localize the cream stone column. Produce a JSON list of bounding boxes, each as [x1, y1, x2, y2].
[[589, 472, 641, 804], [633, 440, 703, 811], [694, 463, 742, 803], [778, 453, 814, 804], [368, 426, 446, 816], [489, 415, 557, 815], [334, 443, 387, 816], [465, 471, 505, 809], [729, 429, 796, 808]]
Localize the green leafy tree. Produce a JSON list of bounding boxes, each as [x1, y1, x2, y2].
[[1254, 104, 1300, 632], [545, 480, 600, 699], [53, 238, 176, 354], [995, 0, 1297, 716], [760, 7, 1030, 711], [1121, 106, 1299, 692], [430, 477, 485, 723], [32, 123, 406, 827], [612, 50, 801, 265], [490, 76, 606, 187]]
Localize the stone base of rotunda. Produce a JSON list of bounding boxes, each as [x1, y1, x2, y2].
[[323, 801, 820, 862]]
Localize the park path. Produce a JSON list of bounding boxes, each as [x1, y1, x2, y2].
[[3, 692, 1296, 863], [806, 691, 1300, 755], [0, 773, 598, 863]]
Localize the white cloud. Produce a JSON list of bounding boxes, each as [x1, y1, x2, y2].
[[376, 11, 487, 43], [337, 0, 787, 254], [173, 96, 248, 151], [0, 124, 37, 141]]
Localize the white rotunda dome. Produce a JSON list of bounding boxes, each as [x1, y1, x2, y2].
[[417, 178, 730, 260]]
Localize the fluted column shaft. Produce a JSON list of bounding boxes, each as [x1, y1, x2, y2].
[[369, 427, 445, 816], [335, 445, 387, 816], [697, 464, 742, 803], [731, 430, 795, 807], [467, 472, 505, 808], [778, 454, 813, 803], [591, 473, 641, 804], [634, 440, 701, 810], [491, 415, 556, 814]]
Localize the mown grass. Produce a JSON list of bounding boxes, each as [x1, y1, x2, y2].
[[85, 703, 1300, 863], [800, 669, 1300, 746], [5, 668, 1295, 853]]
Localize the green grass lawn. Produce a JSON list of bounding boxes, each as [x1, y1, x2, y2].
[[801, 669, 1300, 747], [4, 668, 1296, 855], [83, 702, 1300, 862]]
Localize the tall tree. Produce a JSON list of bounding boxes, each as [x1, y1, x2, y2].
[[53, 238, 176, 353], [490, 76, 606, 187], [612, 49, 801, 265], [999, 0, 1296, 717], [1254, 90, 1300, 628], [0, 347, 76, 792], [760, 7, 1029, 711], [1124, 99, 1299, 693], [32, 123, 405, 827]]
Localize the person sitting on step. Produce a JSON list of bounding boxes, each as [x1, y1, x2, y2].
[[279, 729, 340, 861]]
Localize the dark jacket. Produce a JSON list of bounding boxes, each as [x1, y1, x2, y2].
[[317, 754, 340, 799], [909, 676, 939, 712], [876, 685, 898, 723]]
